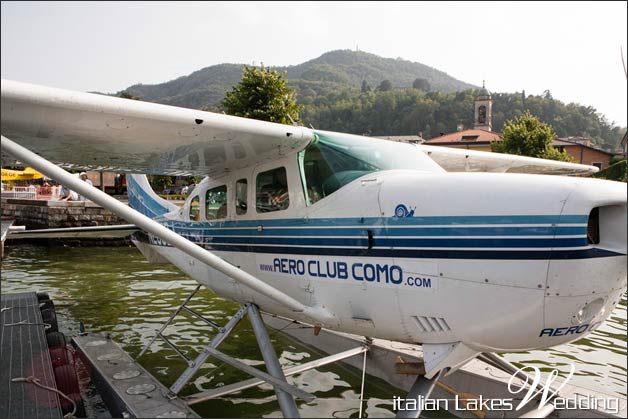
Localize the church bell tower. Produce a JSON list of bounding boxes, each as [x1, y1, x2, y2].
[[474, 81, 492, 131]]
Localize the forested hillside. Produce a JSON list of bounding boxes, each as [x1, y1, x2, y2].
[[300, 88, 625, 150], [117, 50, 625, 151], [120, 50, 475, 109]]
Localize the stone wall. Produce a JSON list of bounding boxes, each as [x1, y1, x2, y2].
[[1, 199, 127, 229], [1, 199, 131, 246]]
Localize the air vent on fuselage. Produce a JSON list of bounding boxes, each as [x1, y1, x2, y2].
[[412, 315, 451, 333]]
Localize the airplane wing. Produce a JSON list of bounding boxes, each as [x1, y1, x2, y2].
[[418, 144, 599, 176], [1, 79, 313, 176]]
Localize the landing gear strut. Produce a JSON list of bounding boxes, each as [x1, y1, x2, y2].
[[137, 286, 368, 418]]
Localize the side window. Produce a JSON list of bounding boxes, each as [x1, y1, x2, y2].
[[189, 195, 200, 221], [256, 167, 289, 213], [206, 185, 227, 220], [236, 179, 247, 215]]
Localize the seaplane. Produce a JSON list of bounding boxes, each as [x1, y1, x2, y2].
[[1, 79, 626, 417]]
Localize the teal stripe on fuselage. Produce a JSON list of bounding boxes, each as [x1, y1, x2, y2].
[[164, 214, 588, 229], [160, 225, 585, 237], [156, 214, 590, 250]]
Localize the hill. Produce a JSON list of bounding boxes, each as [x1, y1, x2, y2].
[[119, 50, 476, 109], [116, 50, 625, 150]]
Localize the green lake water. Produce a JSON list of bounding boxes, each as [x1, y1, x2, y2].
[[1, 244, 626, 417]]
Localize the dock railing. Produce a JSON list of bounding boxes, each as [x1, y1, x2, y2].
[[1, 185, 37, 199], [0, 185, 60, 200]]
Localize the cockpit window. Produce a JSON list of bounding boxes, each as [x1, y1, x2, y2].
[[299, 138, 379, 204], [299, 132, 444, 205], [189, 195, 200, 221], [206, 185, 227, 220]]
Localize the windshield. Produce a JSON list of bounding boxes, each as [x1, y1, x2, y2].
[[299, 131, 443, 204]]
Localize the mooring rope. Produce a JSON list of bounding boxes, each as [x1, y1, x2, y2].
[[11, 376, 77, 418], [3, 319, 52, 330]]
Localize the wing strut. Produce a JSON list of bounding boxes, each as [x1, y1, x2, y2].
[[0, 135, 334, 325]]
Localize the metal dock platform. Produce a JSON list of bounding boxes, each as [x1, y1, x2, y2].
[[0, 292, 62, 418], [73, 334, 199, 418]]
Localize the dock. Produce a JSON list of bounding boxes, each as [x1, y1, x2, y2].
[[73, 334, 198, 418], [0, 292, 62, 418], [0, 198, 132, 247]]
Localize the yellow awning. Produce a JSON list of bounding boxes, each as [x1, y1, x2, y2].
[[1, 167, 44, 181]]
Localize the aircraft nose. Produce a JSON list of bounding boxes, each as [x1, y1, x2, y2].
[[543, 179, 627, 340]]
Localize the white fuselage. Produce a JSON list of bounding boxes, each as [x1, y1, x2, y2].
[[130, 156, 627, 355]]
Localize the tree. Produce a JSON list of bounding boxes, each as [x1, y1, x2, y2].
[[221, 65, 303, 124], [412, 78, 430, 91], [118, 91, 140, 100], [360, 80, 371, 93], [592, 158, 627, 182], [376, 79, 392, 92], [491, 111, 573, 162], [151, 175, 173, 192]]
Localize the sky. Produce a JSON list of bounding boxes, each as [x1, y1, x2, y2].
[[2, 1, 627, 126]]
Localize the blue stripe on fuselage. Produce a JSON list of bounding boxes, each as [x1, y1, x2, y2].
[[133, 214, 625, 260], [159, 226, 585, 237], [194, 236, 587, 248]]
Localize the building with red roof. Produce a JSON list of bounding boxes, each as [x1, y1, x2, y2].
[[422, 84, 615, 169]]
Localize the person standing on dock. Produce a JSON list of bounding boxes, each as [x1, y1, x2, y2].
[[79, 172, 93, 201]]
